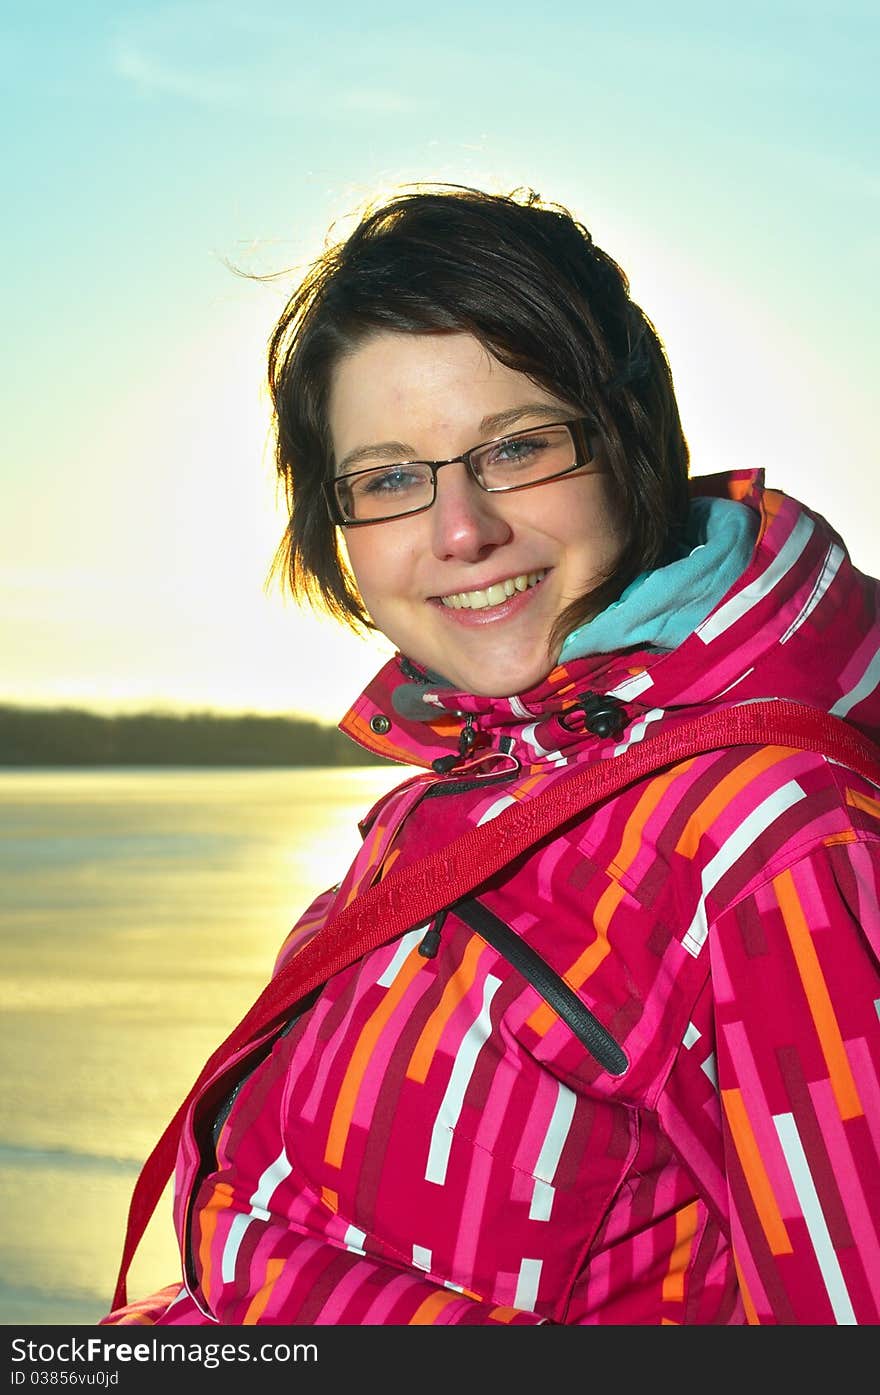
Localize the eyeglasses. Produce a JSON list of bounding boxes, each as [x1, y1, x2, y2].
[[325, 417, 599, 526]]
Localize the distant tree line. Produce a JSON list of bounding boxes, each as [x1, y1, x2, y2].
[[0, 705, 386, 766]]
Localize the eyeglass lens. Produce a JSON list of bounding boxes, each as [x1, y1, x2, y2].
[[335, 423, 579, 522]]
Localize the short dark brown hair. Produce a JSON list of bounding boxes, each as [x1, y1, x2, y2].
[[266, 183, 691, 653]]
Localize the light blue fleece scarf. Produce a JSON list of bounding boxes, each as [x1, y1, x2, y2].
[[559, 495, 758, 661]]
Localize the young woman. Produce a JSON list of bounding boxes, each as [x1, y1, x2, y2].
[[101, 186, 880, 1326]]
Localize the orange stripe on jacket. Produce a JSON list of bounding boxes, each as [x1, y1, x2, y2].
[[325, 948, 426, 1167], [243, 1257, 286, 1325], [772, 866, 864, 1119], [661, 1200, 699, 1302], [198, 1181, 234, 1300], [488, 1305, 525, 1323], [526, 760, 695, 1036], [846, 786, 880, 820], [407, 935, 488, 1083], [341, 817, 388, 909], [378, 846, 401, 878], [722, 1088, 792, 1255], [340, 710, 432, 766], [410, 1288, 465, 1324], [756, 488, 784, 541], [675, 746, 796, 859], [734, 1253, 760, 1324]]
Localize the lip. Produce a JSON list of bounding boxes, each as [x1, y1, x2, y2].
[[429, 570, 550, 626]]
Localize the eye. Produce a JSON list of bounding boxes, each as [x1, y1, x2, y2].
[[357, 465, 426, 496], [486, 433, 548, 467]]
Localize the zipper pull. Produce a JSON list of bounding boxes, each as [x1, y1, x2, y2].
[[458, 715, 477, 758], [431, 715, 480, 775], [418, 908, 448, 959]]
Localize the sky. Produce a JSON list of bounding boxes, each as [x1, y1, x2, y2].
[[2, 0, 878, 722]]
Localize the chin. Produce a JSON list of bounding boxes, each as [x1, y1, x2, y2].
[[452, 657, 557, 699]]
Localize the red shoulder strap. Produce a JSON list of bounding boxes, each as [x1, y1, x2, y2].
[[110, 699, 880, 1309]]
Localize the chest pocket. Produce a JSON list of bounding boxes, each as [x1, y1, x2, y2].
[[454, 897, 629, 1076]]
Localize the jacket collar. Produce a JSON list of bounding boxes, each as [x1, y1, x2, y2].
[[339, 645, 666, 771]]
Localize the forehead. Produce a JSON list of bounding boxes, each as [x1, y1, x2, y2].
[[327, 330, 565, 453], [331, 331, 505, 406]]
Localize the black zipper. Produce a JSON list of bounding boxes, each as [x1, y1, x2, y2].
[[424, 768, 518, 797], [453, 896, 629, 1077]]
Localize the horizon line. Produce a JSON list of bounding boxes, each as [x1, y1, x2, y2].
[[0, 699, 336, 723]]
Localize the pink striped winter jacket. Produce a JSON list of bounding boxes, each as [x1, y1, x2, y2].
[[102, 468, 880, 1326]]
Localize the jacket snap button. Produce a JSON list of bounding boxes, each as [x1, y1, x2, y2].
[[370, 714, 391, 735]]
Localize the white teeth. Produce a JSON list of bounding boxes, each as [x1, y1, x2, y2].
[[440, 569, 547, 611]]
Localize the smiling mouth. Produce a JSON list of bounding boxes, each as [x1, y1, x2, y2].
[[439, 569, 548, 611]]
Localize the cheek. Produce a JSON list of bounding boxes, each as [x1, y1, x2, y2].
[[547, 484, 624, 560], [345, 532, 413, 610], [580, 479, 626, 558]]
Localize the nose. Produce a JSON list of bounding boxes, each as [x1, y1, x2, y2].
[[429, 461, 512, 561]]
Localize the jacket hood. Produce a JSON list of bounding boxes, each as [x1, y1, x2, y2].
[[338, 468, 880, 771]]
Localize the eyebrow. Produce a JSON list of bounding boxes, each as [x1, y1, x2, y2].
[[335, 403, 574, 475]]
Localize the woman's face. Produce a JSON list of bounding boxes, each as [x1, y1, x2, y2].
[[328, 331, 626, 698]]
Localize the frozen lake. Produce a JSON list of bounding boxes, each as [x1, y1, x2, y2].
[[0, 765, 408, 1325]]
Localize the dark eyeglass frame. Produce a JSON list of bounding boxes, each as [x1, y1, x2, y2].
[[324, 416, 599, 526]]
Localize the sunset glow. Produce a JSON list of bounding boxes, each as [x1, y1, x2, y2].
[[3, 3, 876, 721]]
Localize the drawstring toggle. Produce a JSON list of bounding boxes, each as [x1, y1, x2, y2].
[[558, 691, 628, 738]]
